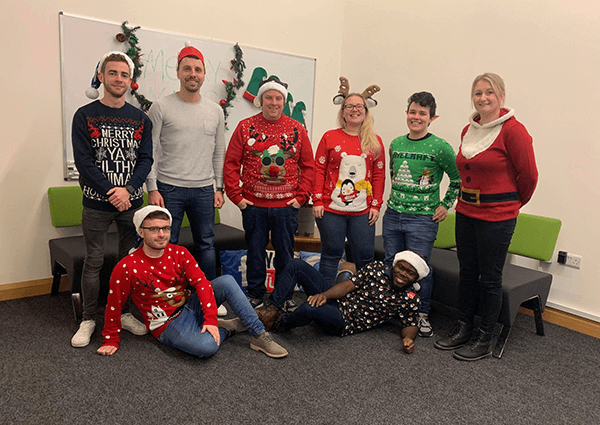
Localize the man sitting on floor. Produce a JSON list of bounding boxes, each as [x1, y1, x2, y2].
[[97, 205, 288, 358], [255, 251, 428, 354]]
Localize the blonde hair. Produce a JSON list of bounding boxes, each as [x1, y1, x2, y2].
[[471, 73, 506, 107], [337, 93, 381, 157]]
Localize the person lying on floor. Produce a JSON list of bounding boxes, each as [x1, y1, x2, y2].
[[97, 205, 288, 359], [255, 251, 428, 354]]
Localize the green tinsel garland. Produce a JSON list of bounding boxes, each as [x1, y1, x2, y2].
[[219, 43, 246, 129], [120, 21, 152, 112]]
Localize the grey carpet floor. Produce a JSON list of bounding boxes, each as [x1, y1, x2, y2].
[[1, 292, 599, 424]]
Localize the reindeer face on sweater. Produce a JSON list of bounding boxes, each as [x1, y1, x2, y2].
[[150, 285, 187, 308], [253, 145, 294, 183]]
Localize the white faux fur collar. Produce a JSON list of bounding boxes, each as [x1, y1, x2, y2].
[[460, 108, 515, 159]]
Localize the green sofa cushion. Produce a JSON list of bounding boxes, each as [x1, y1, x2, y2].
[[48, 186, 220, 228]]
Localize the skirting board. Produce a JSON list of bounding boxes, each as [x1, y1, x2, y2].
[[1, 277, 598, 340], [518, 306, 600, 339], [0, 276, 69, 302]]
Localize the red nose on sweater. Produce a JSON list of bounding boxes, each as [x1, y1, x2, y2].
[[269, 165, 280, 178]]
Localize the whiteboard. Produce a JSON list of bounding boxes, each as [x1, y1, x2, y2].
[[59, 12, 316, 180]]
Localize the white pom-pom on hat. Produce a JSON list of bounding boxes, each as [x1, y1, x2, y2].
[[85, 51, 135, 99]]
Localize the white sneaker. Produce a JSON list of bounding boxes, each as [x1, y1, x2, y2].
[[217, 304, 228, 317], [121, 313, 148, 335], [71, 320, 96, 347], [418, 313, 434, 338]]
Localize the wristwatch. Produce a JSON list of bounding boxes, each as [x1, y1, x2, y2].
[[216, 187, 224, 192], [125, 184, 135, 195]]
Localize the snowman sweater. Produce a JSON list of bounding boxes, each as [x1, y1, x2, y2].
[[224, 113, 315, 207], [100, 244, 218, 348], [387, 133, 461, 215], [313, 128, 385, 216]]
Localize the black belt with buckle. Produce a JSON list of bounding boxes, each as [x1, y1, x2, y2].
[[459, 188, 519, 206]]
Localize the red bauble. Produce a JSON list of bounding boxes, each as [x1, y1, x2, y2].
[[219, 100, 226, 106], [131, 82, 139, 91], [116, 33, 126, 42]]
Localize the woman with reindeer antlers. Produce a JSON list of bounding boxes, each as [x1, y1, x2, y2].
[[312, 77, 386, 288]]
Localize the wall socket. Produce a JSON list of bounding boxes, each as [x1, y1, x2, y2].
[[565, 253, 582, 269]]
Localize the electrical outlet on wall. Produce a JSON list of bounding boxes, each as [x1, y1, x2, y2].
[[565, 253, 582, 269]]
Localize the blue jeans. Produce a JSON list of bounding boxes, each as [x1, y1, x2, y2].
[[316, 211, 375, 288], [241, 205, 298, 299], [158, 275, 266, 358], [382, 209, 438, 315], [455, 212, 516, 339], [270, 259, 345, 336], [157, 182, 217, 280], [269, 258, 335, 307], [81, 206, 137, 320]]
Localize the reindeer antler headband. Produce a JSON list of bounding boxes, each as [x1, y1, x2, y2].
[[332, 77, 381, 108]]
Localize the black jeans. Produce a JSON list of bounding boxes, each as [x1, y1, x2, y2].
[[455, 212, 516, 339]]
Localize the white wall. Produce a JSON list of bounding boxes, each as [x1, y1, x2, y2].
[[339, 0, 600, 321], [0, 0, 343, 282], [2, 0, 599, 323]]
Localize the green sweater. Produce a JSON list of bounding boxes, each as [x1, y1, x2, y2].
[[387, 133, 461, 215]]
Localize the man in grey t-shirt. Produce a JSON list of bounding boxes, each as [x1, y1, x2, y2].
[[147, 45, 225, 280]]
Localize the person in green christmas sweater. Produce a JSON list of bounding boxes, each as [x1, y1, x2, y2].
[[382, 92, 461, 338]]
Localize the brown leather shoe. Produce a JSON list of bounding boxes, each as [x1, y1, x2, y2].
[[255, 304, 283, 331]]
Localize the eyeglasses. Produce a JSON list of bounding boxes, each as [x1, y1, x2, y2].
[[140, 226, 171, 234], [343, 104, 365, 111]]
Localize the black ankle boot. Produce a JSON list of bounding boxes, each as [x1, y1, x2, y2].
[[453, 329, 493, 361], [434, 320, 473, 350]]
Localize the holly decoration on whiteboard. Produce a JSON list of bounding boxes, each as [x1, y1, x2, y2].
[[118, 21, 152, 112], [220, 43, 246, 130]]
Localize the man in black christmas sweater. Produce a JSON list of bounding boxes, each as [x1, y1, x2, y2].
[[71, 51, 153, 348]]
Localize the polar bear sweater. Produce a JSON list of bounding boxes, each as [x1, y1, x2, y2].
[[313, 129, 385, 216]]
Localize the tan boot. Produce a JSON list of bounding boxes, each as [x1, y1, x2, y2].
[[250, 332, 288, 358]]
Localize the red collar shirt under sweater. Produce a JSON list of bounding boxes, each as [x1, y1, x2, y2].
[[456, 108, 538, 221], [224, 113, 315, 207], [313, 128, 386, 216], [100, 244, 218, 348]]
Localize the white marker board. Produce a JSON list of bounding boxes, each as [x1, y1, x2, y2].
[[59, 12, 316, 180]]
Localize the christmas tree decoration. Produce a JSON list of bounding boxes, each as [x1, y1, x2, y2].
[[116, 33, 126, 42]]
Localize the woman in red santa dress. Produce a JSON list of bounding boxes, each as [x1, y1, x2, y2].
[[435, 73, 538, 361]]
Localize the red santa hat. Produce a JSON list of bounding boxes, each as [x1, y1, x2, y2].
[[178, 43, 205, 66]]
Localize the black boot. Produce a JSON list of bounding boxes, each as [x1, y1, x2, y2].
[[434, 320, 473, 350], [453, 329, 493, 361]]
